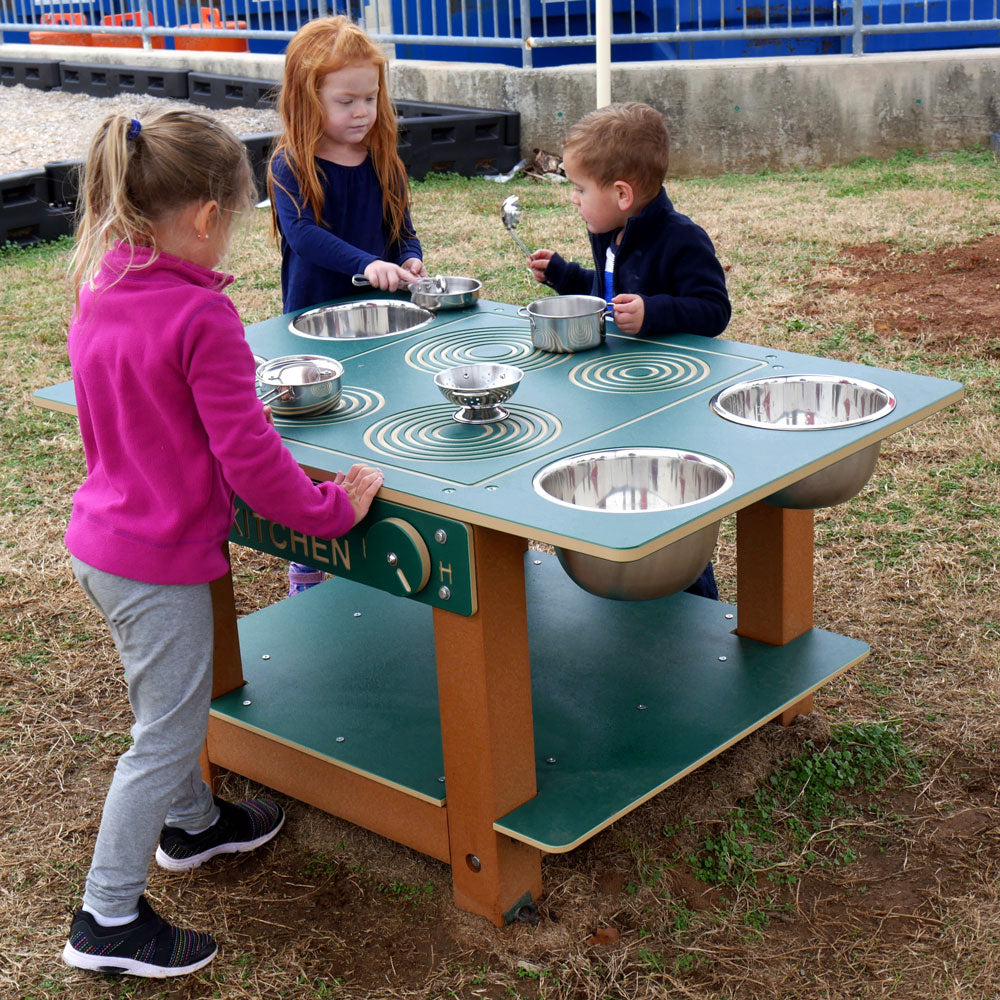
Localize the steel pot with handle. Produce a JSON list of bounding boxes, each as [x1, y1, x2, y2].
[[518, 294, 607, 353], [256, 355, 344, 418]]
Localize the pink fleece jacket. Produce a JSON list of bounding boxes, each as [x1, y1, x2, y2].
[[65, 245, 357, 585]]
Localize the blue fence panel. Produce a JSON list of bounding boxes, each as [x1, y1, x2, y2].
[[2, 0, 998, 60]]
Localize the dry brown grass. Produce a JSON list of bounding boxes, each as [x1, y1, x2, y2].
[[2, 148, 999, 999]]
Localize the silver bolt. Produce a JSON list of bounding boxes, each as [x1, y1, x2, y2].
[[545, 757, 557, 764], [386, 552, 398, 567], [467, 854, 482, 872], [718, 656, 728, 662], [261, 654, 271, 660], [533, 559, 542, 565], [242, 700, 252, 706], [724, 613, 734, 620], [637, 704, 647, 711], [438, 585, 451, 600], [336, 736, 346, 743], [353, 612, 362, 618], [434, 529, 448, 544], [443, 488, 456, 494], [438, 775, 446, 783], [485, 485, 498, 492]]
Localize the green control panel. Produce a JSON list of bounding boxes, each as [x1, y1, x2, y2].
[[230, 496, 477, 616]]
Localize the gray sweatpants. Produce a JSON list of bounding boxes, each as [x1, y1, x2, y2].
[[72, 557, 219, 917]]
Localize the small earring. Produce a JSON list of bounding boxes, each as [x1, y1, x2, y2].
[[196, 231, 207, 241]]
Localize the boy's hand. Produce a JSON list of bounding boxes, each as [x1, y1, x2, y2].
[[400, 257, 428, 280], [364, 259, 417, 291], [610, 293, 645, 335], [528, 249, 554, 284], [335, 464, 385, 527]]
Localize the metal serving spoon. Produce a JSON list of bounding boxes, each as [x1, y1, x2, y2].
[[352, 273, 448, 292], [500, 195, 532, 258]]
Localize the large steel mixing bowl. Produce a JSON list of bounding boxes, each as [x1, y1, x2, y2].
[[710, 374, 896, 508], [289, 300, 435, 340], [532, 447, 734, 600]]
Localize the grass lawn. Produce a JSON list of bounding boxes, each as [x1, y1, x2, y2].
[[2, 148, 999, 999]]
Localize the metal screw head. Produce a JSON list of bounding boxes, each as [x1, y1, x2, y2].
[[438, 585, 451, 600], [545, 757, 557, 764], [637, 704, 647, 711], [386, 552, 398, 567], [242, 700, 252, 706], [466, 854, 482, 872], [353, 612, 362, 618], [438, 775, 446, 783], [434, 529, 448, 544], [336, 736, 346, 743], [718, 656, 728, 662], [725, 613, 734, 620], [485, 485, 498, 492], [533, 559, 542, 565], [261, 654, 271, 660]]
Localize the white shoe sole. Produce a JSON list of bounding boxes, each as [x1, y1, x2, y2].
[[61, 939, 217, 977], [154, 811, 285, 871]]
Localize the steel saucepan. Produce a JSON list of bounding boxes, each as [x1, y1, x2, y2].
[[256, 354, 344, 418], [351, 273, 482, 312], [518, 294, 607, 353]]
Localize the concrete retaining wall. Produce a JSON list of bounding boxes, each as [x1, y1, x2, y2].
[[8, 42, 1000, 175]]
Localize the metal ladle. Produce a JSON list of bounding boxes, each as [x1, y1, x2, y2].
[[501, 195, 532, 258]]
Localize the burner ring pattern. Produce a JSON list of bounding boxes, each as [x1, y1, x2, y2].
[[364, 404, 561, 462], [405, 327, 569, 374], [569, 352, 710, 393], [273, 386, 384, 427]]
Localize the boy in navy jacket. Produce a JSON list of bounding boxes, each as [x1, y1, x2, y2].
[[529, 102, 729, 598], [529, 102, 730, 339]]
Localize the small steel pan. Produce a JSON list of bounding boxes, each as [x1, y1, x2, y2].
[[351, 274, 482, 312]]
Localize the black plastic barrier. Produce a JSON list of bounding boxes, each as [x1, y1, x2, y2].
[[0, 57, 521, 246]]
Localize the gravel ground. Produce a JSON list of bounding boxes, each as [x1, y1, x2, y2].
[[0, 84, 280, 174]]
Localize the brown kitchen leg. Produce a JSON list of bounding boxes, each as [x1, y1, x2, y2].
[[203, 543, 246, 787], [736, 504, 815, 725], [433, 527, 543, 927]]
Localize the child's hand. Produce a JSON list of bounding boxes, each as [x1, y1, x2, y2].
[[335, 464, 384, 527], [363, 259, 417, 292], [610, 293, 645, 335], [528, 249, 554, 284], [400, 257, 427, 280], [262, 403, 274, 426]]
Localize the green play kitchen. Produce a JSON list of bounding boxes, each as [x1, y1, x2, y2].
[[35, 292, 963, 928]]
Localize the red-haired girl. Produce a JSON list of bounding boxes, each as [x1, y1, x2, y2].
[[268, 15, 426, 311]]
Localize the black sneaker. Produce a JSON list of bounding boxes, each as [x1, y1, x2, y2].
[[155, 796, 285, 871], [61, 895, 216, 977]]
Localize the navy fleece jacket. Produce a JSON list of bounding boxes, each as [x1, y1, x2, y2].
[[542, 189, 731, 338]]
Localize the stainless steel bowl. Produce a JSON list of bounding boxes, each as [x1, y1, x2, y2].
[[532, 447, 735, 600], [710, 374, 896, 508], [257, 355, 344, 417], [517, 295, 607, 353], [289, 300, 435, 340], [434, 363, 524, 424]]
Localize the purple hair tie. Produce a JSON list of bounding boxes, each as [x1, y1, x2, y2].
[[126, 118, 141, 141]]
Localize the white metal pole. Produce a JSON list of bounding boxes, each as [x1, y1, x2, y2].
[[596, 0, 611, 107]]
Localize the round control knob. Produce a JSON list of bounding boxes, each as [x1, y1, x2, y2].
[[364, 517, 431, 596]]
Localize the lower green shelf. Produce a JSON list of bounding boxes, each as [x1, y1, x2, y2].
[[211, 551, 868, 853]]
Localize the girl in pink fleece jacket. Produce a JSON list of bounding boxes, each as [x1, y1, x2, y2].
[[60, 108, 383, 980]]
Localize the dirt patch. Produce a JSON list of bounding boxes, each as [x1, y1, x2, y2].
[[817, 235, 1000, 356]]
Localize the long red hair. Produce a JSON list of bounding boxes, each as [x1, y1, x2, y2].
[[268, 16, 410, 245]]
